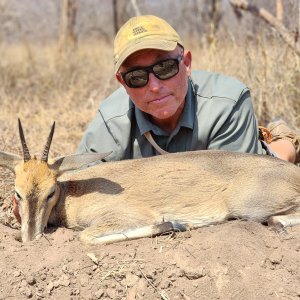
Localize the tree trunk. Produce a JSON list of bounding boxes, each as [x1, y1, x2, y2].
[[276, 0, 283, 22], [207, 0, 222, 45], [112, 0, 118, 36], [59, 0, 77, 52]]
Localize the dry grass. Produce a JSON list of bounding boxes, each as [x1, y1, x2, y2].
[[189, 36, 300, 127], [0, 40, 119, 155], [0, 35, 299, 226]]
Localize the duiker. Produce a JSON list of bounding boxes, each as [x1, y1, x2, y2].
[[0, 120, 300, 245]]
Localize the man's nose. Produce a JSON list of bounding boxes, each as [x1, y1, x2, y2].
[[147, 73, 161, 91]]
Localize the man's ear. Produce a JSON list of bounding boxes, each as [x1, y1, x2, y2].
[[183, 50, 192, 77], [115, 73, 123, 85]]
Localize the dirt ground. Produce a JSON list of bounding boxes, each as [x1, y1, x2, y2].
[[0, 218, 300, 300]]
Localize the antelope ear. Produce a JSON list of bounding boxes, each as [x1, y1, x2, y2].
[[0, 152, 22, 173], [48, 152, 112, 174]]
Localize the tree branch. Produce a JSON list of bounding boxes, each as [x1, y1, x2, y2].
[[131, 0, 141, 16], [230, 0, 300, 57]]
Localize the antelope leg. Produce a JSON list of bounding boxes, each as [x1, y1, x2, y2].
[[268, 213, 300, 232], [79, 221, 188, 245]]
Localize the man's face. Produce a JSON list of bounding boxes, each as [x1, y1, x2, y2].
[[116, 46, 192, 123]]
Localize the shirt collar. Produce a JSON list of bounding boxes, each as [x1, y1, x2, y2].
[[134, 78, 195, 136]]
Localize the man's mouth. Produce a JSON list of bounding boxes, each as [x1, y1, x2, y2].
[[149, 95, 171, 104]]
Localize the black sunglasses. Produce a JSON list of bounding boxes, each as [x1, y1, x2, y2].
[[120, 54, 183, 88]]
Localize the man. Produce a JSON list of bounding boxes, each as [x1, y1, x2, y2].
[[78, 15, 299, 163]]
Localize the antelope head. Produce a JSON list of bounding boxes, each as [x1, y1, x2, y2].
[[0, 119, 110, 242]]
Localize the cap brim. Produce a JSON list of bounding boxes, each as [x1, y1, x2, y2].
[[114, 39, 178, 73]]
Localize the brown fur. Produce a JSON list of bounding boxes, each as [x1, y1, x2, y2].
[[2, 149, 299, 245]]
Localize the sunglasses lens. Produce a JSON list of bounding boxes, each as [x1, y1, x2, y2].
[[122, 57, 181, 88], [124, 69, 148, 88], [153, 59, 179, 79]]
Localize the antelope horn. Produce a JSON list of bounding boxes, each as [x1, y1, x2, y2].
[[41, 122, 55, 163], [18, 118, 31, 162]]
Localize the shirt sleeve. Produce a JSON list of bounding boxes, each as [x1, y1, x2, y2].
[[207, 91, 263, 154], [77, 111, 121, 160]]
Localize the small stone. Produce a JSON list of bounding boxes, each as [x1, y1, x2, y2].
[[13, 270, 21, 277], [21, 279, 28, 287], [106, 287, 117, 299], [269, 252, 283, 265], [182, 266, 206, 280], [101, 251, 109, 258], [26, 276, 36, 286], [80, 274, 89, 287], [25, 288, 33, 298], [40, 274, 46, 281], [126, 272, 140, 287], [47, 281, 54, 292], [71, 289, 80, 296], [62, 265, 68, 272], [59, 274, 70, 287], [160, 279, 171, 289], [166, 268, 177, 278], [95, 288, 104, 299], [110, 282, 116, 288], [92, 265, 98, 271]]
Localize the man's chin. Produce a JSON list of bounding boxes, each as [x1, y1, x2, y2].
[[150, 110, 177, 122]]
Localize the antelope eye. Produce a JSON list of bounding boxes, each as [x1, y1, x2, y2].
[[47, 190, 55, 201], [14, 191, 22, 201]]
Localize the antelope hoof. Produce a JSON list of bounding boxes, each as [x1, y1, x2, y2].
[[268, 217, 288, 234]]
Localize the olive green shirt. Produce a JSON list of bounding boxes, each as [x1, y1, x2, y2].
[[78, 70, 264, 161]]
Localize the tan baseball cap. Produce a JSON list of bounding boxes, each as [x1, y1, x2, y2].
[[114, 15, 183, 73]]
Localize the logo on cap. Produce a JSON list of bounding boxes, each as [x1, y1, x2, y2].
[[133, 26, 147, 35]]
